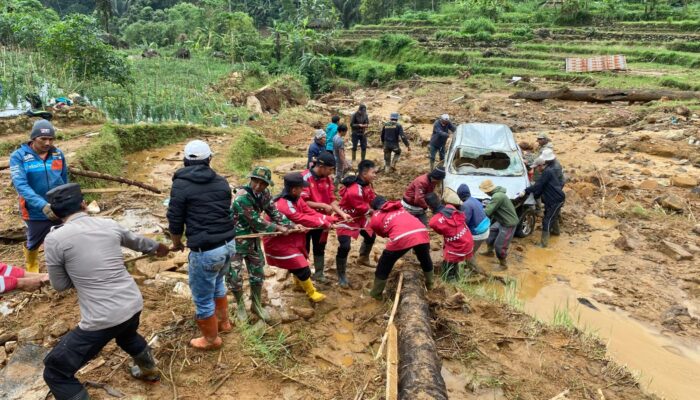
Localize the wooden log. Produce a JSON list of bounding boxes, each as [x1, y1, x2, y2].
[[510, 87, 700, 103], [396, 268, 447, 400], [68, 167, 162, 194]]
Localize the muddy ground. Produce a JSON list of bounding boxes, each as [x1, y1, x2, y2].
[[1, 76, 699, 400]]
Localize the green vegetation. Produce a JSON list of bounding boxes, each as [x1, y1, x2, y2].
[[237, 322, 290, 365], [551, 302, 579, 331], [226, 127, 296, 176]]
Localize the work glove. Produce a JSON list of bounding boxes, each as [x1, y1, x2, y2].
[[42, 203, 60, 221]]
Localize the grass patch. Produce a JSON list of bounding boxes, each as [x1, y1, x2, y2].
[[226, 127, 295, 176], [237, 323, 290, 365], [73, 126, 123, 188], [551, 302, 579, 331]]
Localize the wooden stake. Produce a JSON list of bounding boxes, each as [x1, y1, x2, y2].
[[385, 323, 398, 400], [374, 272, 404, 360], [548, 389, 570, 400]]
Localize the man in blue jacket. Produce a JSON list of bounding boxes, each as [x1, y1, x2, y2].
[[429, 114, 456, 170], [9, 120, 68, 273], [457, 184, 490, 271], [519, 153, 566, 248]]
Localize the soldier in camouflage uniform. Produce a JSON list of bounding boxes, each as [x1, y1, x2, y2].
[[229, 166, 292, 323]]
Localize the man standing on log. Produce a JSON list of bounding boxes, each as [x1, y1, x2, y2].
[[229, 166, 292, 323], [368, 196, 433, 299], [166, 140, 236, 350], [301, 152, 350, 283], [336, 160, 378, 288], [10, 120, 68, 273], [43, 183, 169, 400], [380, 112, 410, 172], [402, 167, 445, 226], [429, 114, 456, 170], [518, 154, 565, 248], [479, 179, 518, 271], [425, 193, 474, 282], [350, 104, 369, 162], [263, 172, 335, 302]]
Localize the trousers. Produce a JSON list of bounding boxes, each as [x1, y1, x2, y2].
[[486, 222, 516, 260], [376, 243, 433, 280]]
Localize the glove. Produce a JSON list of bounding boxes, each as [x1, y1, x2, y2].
[[42, 203, 60, 221], [516, 191, 526, 198]]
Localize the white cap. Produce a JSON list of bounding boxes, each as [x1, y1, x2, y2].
[[532, 156, 545, 167], [314, 129, 326, 140], [440, 114, 450, 121], [184, 140, 212, 160], [540, 148, 556, 161]]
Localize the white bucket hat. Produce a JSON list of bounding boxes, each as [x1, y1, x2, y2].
[[440, 114, 450, 121], [540, 148, 556, 161], [184, 140, 212, 160]]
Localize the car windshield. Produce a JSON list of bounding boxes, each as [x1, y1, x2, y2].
[[449, 145, 525, 177]]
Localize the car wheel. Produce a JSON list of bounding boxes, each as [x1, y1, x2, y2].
[[515, 208, 536, 238]]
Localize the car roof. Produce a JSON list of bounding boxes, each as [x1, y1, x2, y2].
[[454, 123, 518, 152]]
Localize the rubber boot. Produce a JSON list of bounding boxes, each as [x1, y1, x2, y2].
[[391, 153, 400, 172], [298, 278, 326, 302], [538, 232, 550, 248], [550, 217, 561, 236], [356, 241, 372, 267], [382, 151, 391, 172], [24, 247, 39, 273], [352, 149, 357, 162], [312, 257, 329, 284], [67, 388, 90, 400], [480, 245, 495, 257], [493, 258, 508, 271], [430, 159, 435, 171], [424, 270, 435, 289], [190, 315, 222, 350], [250, 284, 270, 323], [336, 257, 349, 288], [369, 278, 387, 300], [361, 148, 366, 161], [231, 291, 248, 324], [214, 296, 232, 333], [130, 346, 160, 382]]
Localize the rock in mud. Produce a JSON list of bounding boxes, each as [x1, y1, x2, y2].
[[638, 179, 658, 190], [661, 240, 693, 261], [5, 341, 17, 354], [670, 175, 698, 188], [17, 326, 43, 343], [172, 282, 192, 299], [290, 306, 315, 320], [592, 109, 640, 127], [280, 310, 300, 324], [48, 320, 69, 338], [614, 234, 639, 251], [246, 95, 263, 115], [693, 224, 700, 235], [657, 194, 685, 212], [0, 346, 6, 366], [86, 201, 100, 214]]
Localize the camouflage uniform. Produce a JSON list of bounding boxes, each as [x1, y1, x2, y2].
[[228, 185, 289, 292]]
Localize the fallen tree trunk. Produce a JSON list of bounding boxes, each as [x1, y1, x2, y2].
[[510, 87, 700, 103], [68, 168, 162, 194], [396, 267, 448, 400]]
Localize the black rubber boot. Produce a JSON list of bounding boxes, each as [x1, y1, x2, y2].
[[312, 256, 329, 284], [361, 148, 366, 161], [493, 258, 508, 271], [357, 241, 373, 267], [480, 246, 495, 257], [68, 388, 90, 400], [130, 347, 160, 382], [352, 149, 357, 162], [336, 257, 349, 288], [250, 284, 270, 322], [539, 232, 550, 248], [369, 277, 387, 300]]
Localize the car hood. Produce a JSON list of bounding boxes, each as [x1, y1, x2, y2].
[[444, 174, 530, 201]]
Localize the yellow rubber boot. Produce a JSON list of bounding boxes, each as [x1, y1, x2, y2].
[[24, 247, 39, 273], [298, 278, 326, 303]]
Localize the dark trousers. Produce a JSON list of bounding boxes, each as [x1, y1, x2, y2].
[[486, 222, 516, 260], [351, 132, 367, 151], [376, 243, 433, 280], [26, 219, 61, 250], [305, 229, 326, 258], [290, 266, 312, 281], [44, 312, 147, 400], [337, 230, 375, 259], [543, 201, 564, 235]]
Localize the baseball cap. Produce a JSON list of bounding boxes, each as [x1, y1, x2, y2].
[[184, 140, 212, 160]]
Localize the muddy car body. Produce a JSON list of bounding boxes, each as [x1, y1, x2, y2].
[[443, 123, 536, 237]]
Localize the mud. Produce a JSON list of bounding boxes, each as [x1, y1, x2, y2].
[[1, 76, 699, 399]]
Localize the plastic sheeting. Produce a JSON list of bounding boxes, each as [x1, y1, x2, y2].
[[453, 123, 518, 152]]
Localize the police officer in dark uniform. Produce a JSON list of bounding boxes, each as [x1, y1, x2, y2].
[[380, 112, 410, 172]]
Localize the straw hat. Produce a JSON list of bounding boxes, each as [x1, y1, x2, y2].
[[479, 179, 496, 193], [442, 188, 461, 206]]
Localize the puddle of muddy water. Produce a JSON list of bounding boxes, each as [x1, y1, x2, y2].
[[501, 223, 700, 400], [442, 360, 506, 400]]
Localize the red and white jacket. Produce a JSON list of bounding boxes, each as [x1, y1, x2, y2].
[[369, 201, 429, 252], [402, 174, 435, 210], [0, 263, 25, 294], [263, 196, 335, 270], [337, 180, 376, 238], [429, 205, 474, 263], [300, 169, 335, 210]]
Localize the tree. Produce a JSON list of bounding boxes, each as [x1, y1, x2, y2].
[[333, 0, 361, 28], [95, 0, 114, 32]]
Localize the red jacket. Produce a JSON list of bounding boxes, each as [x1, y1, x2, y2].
[[263, 196, 334, 270], [429, 205, 474, 263], [337, 180, 376, 238], [1, 263, 24, 294], [369, 201, 429, 251], [403, 174, 435, 209], [300, 169, 335, 211]]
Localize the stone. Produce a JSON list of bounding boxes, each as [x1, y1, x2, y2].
[[86, 201, 100, 214], [155, 271, 189, 285], [246, 95, 263, 115], [290, 306, 315, 320], [640, 169, 652, 176], [685, 243, 700, 254], [0, 346, 6, 366], [280, 311, 300, 324], [5, 341, 17, 353], [572, 182, 596, 199], [638, 179, 658, 190], [17, 325, 43, 342], [614, 234, 639, 251], [172, 282, 192, 299], [49, 320, 69, 337], [670, 175, 698, 188], [693, 224, 700, 235], [658, 194, 685, 212], [661, 240, 693, 261]]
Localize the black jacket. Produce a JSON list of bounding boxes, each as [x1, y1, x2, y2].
[[381, 122, 409, 148], [350, 111, 369, 134], [167, 164, 235, 249], [525, 165, 566, 206]]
